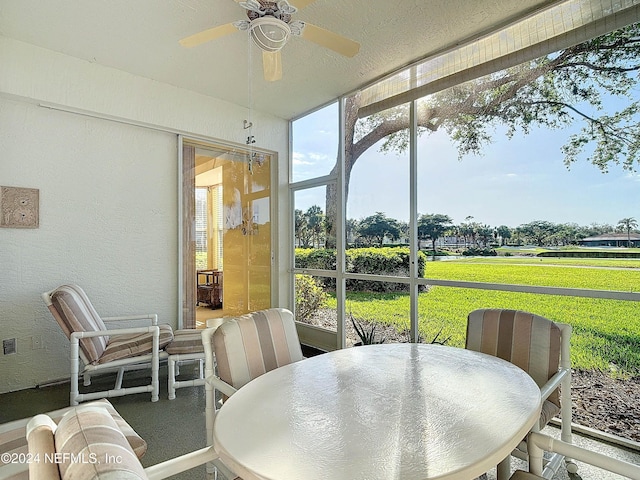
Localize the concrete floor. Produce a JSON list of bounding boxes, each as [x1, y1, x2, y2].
[[1, 362, 639, 480]]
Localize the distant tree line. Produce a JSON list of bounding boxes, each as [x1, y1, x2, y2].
[[294, 206, 638, 250]]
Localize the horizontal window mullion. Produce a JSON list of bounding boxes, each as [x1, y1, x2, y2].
[[344, 273, 411, 285], [289, 174, 336, 191], [293, 268, 337, 278]]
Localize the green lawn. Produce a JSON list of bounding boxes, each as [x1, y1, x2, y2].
[[450, 256, 640, 268], [423, 261, 640, 290], [330, 257, 640, 377]]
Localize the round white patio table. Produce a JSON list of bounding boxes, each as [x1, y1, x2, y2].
[[213, 343, 541, 480]]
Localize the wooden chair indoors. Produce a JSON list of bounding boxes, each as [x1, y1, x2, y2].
[[197, 269, 223, 309], [466, 308, 576, 480]]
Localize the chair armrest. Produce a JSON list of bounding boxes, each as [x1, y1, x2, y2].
[[528, 432, 640, 478], [144, 446, 219, 480], [205, 375, 238, 398], [102, 314, 158, 326], [70, 325, 160, 339], [539, 368, 569, 402]]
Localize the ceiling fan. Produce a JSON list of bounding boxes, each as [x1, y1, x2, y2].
[[179, 0, 360, 81]]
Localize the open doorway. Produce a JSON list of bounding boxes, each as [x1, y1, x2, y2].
[[181, 140, 272, 328]]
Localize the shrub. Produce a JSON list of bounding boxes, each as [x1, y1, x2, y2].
[[350, 314, 386, 345], [462, 247, 497, 256], [294, 247, 427, 293], [346, 247, 426, 292], [295, 274, 328, 323], [294, 248, 337, 270]]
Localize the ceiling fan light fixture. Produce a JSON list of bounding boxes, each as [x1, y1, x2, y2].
[[249, 17, 291, 52]]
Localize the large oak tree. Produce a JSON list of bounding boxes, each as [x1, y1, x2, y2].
[[325, 23, 640, 247]]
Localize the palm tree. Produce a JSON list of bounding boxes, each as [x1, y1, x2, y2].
[[617, 217, 638, 247]]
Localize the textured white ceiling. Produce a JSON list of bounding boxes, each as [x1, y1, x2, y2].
[[0, 0, 556, 119]]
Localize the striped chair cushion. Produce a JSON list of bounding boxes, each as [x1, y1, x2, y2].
[[0, 399, 147, 478], [99, 324, 173, 364], [49, 285, 108, 365], [25, 415, 61, 480], [466, 309, 562, 410], [54, 405, 146, 479], [165, 329, 205, 355], [213, 308, 303, 390]]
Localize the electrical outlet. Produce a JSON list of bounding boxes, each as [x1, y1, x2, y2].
[[3, 338, 17, 355], [32, 336, 43, 350]]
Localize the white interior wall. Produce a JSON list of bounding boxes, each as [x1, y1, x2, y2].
[[0, 37, 290, 393]]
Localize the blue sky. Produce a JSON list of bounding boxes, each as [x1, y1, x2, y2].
[[293, 101, 640, 229]]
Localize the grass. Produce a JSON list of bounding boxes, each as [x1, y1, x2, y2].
[[449, 256, 640, 268], [423, 261, 640, 291], [321, 256, 640, 377]]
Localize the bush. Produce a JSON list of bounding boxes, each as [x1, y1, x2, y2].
[[347, 247, 426, 292], [295, 274, 328, 323], [294, 248, 337, 270], [295, 247, 427, 293], [462, 247, 497, 256]]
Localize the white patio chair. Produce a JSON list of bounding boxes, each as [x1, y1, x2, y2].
[[202, 308, 304, 476], [42, 284, 173, 405], [512, 432, 640, 479], [25, 404, 223, 480], [466, 308, 576, 480]]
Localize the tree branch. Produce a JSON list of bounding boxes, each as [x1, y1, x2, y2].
[[555, 61, 640, 73], [521, 100, 636, 146]]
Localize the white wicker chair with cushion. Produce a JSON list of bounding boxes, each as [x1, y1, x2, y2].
[[24, 404, 221, 480], [466, 308, 576, 480], [202, 308, 304, 476], [166, 318, 230, 400], [166, 329, 206, 400], [42, 284, 174, 406], [0, 398, 146, 480]]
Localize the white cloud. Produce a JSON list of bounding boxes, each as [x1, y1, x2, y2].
[[308, 152, 332, 161], [293, 151, 333, 164], [292, 152, 312, 165]]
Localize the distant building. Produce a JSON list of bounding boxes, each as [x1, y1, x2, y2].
[[578, 233, 640, 247]]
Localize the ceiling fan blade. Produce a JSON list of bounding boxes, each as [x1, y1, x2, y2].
[[179, 23, 238, 47], [263, 51, 283, 82], [301, 23, 360, 57]]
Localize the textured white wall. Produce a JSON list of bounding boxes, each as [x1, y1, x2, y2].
[[0, 98, 178, 391], [0, 37, 289, 393]]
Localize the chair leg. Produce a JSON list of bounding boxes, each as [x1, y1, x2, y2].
[[168, 356, 177, 400], [496, 457, 511, 480], [70, 338, 80, 406], [560, 368, 578, 475], [205, 380, 216, 474], [151, 331, 159, 402], [115, 367, 125, 390]]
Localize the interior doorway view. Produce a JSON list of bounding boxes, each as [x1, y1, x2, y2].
[[182, 141, 272, 328]]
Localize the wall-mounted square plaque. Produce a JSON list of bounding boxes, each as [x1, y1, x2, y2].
[[0, 186, 40, 228]]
